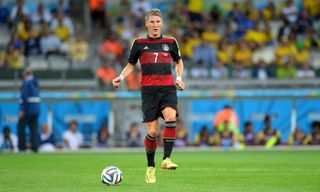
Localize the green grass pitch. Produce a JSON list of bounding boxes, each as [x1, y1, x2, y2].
[[0, 150, 319, 192]]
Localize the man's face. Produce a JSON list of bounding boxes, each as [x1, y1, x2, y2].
[[145, 15, 163, 38], [70, 123, 77, 132], [18, 0, 23, 6], [41, 124, 48, 134]]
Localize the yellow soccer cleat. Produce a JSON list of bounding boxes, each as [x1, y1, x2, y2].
[[161, 157, 178, 170], [146, 166, 156, 184]]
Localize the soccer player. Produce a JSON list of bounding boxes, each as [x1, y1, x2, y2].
[[112, 8, 185, 184]]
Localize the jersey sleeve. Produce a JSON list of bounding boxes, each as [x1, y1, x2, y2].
[[170, 38, 181, 62], [128, 40, 140, 64]]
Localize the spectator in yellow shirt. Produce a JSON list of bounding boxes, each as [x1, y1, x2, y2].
[[187, 0, 203, 22], [0, 48, 5, 68], [17, 18, 40, 56], [183, 31, 201, 60], [294, 42, 310, 67], [262, 1, 277, 21], [68, 33, 89, 63], [17, 19, 39, 42], [303, 0, 320, 18], [234, 40, 253, 68], [274, 38, 294, 65], [54, 18, 70, 42], [5, 44, 24, 69], [263, 24, 274, 45], [217, 39, 232, 65], [245, 25, 268, 45], [243, 0, 260, 22], [202, 24, 221, 47]]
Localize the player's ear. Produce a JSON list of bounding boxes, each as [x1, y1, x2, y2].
[[160, 20, 163, 27]]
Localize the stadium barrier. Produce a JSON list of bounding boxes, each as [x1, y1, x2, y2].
[[0, 89, 320, 146]]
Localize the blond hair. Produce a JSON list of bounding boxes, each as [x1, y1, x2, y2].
[[145, 8, 163, 22]]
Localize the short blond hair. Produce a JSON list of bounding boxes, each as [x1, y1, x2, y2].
[[145, 8, 163, 22]]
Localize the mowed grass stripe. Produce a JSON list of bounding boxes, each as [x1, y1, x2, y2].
[[0, 150, 319, 192]]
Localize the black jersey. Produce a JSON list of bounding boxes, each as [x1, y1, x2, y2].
[[128, 35, 181, 93]]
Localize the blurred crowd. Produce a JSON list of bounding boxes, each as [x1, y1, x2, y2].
[[1, 0, 320, 91], [193, 106, 320, 149], [103, 0, 320, 84], [0, 0, 89, 70], [0, 119, 143, 152], [1, 112, 320, 153]]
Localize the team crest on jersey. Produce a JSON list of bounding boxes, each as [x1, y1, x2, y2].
[[162, 44, 169, 51]]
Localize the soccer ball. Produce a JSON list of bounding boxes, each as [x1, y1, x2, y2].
[[101, 166, 123, 185]]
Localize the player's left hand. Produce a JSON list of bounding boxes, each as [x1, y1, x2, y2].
[[176, 79, 185, 91], [112, 76, 123, 88]]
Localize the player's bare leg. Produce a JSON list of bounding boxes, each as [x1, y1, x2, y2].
[[145, 120, 158, 183], [161, 107, 178, 170]]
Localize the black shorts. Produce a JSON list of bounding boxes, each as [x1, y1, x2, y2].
[[141, 89, 178, 122]]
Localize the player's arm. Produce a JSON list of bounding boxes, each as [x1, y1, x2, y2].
[[112, 63, 135, 88], [175, 59, 185, 90], [171, 38, 185, 91]]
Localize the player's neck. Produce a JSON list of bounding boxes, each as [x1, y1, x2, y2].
[[148, 33, 162, 39]]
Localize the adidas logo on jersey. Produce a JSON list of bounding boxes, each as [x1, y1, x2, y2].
[[143, 46, 149, 50]]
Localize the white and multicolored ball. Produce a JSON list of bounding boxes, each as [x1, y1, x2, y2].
[[101, 166, 123, 185]]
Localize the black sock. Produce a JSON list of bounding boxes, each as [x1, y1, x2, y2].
[[163, 139, 175, 160], [146, 149, 156, 167]]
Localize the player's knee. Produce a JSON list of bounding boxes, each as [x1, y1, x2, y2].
[[165, 116, 176, 123], [147, 129, 158, 137]]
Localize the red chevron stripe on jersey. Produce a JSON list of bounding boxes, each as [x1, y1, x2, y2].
[[141, 75, 174, 86], [140, 52, 172, 65]]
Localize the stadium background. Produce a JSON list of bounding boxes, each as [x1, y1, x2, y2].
[[0, 0, 320, 148]]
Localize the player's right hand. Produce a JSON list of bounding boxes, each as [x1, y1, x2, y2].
[[175, 78, 185, 91], [112, 76, 122, 88]]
